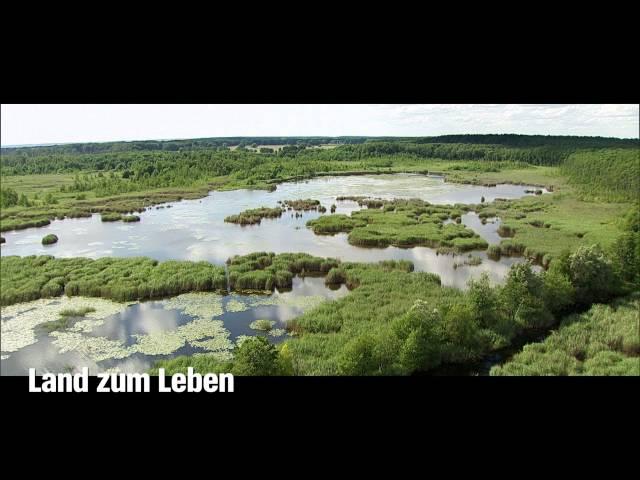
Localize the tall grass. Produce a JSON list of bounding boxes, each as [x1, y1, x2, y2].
[[0, 255, 227, 306], [491, 295, 639, 376]]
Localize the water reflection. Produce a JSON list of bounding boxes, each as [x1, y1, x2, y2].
[[0, 277, 348, 376], [1, 174, 547, 287]]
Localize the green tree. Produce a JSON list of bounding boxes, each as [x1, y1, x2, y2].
[[393, 300, 446, 373], [501, 262, 551, 329], [0, 188, 19, 208], [467, 274, 502, 330], [337, 335, 378, 375], [231, 336, 278, 376], [542, 268, 575, 315], [567, 245, 619, 306]]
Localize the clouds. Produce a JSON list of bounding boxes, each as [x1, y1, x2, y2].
[[1, 104, 637, 146], [371, 104, 639, 137]]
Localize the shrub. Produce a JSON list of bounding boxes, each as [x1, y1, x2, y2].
[[101, 213, 122, 222], [42, 234, 58, 245], [249, 319, 275, 331], [565, 245, 620, 306], [487, 244, 502, 260], [231, 336, 279, 376], [337, 335, 381, 375], [497, 224, 516, 237], [325, 267, 347, 285]]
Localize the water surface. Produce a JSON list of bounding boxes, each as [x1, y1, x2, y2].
[[1, 174, 546, 288]]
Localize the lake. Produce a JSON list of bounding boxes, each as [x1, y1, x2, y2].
[[1, 174, 547, 288], [1, 174, 549, 375]]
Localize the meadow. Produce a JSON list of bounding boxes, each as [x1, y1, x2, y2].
[[491, 294, 639, 376]]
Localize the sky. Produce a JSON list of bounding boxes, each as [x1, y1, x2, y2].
[[1, 104, 638, 146]]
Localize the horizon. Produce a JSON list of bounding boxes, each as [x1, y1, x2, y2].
[[2, 132, 637, 150], [2, 104, 638, 147]]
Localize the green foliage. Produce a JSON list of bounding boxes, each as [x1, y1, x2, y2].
[[1, 187, 19, 207], [231, 336, 279, 376], [249, 319, 275, 331], [122, 215, 140, 222], [561, 245, 619, 306], [0, 255, 227, 306], [501, 262, 552, 329], [491, 295, 640, 376], [59, 306, 96, 317], [227, 252, 340, 291], [561, 149, 640, 202], [41, 234, 58, 245], [308, 199, 487, 251], [337, 335, 379, 375], [611, 206, 640, 288], [282, 199, 321, 211], [101, 212, 122, 222], [224, 207, 283, 225], [40, 307, 97, 333]]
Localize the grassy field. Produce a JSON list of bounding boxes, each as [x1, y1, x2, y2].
[[473, 193, 631, 263], [491, 294, 639, 376]]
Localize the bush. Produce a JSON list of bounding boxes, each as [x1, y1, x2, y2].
[[337, 336, 378, 375], [101, 213, 122, 222], [231, 336, 279, 376], [325, 267, 347, 285], [562, 245, 620, 306], [42, 234, 58, 245], [487, 244, 501, 260]]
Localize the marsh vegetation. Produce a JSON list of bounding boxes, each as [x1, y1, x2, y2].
[[1, 134, 638, 376], [224, 207, 283, 225]]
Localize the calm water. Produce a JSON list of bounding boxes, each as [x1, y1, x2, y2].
[[1, 277, 348, 375], [1, 174, 546, 288], [1, 174, 549, 375]]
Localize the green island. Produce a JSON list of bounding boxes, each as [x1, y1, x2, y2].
[[224, 207, 283, 225], [1, 134, 638, 376], [307, 198, 486, 251]]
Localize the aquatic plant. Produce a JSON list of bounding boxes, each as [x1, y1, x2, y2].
[[224, 207, 283, 225], [122, 215, 140, 222], [309, 200, 488, 252], [250, 319, 275, 331], [131, 330, 186, 356], [269, 328, 287, 337], [497, 224, 516, 237], [325, 267, 347, 285], [227, 252, 340, 291], [101, 213, 122, 222], [50, 331, 132, 362], [1, 256, 227, 306], [225, 298, 249, 313], [453, 255, 483, 269], [162, 292, 224, 319], [60, 307, 96, 317], [486, 244, 502, 260], [0, 296, 127, 353], [282, 199, 321, 211], [42, 234, 58, 245]]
